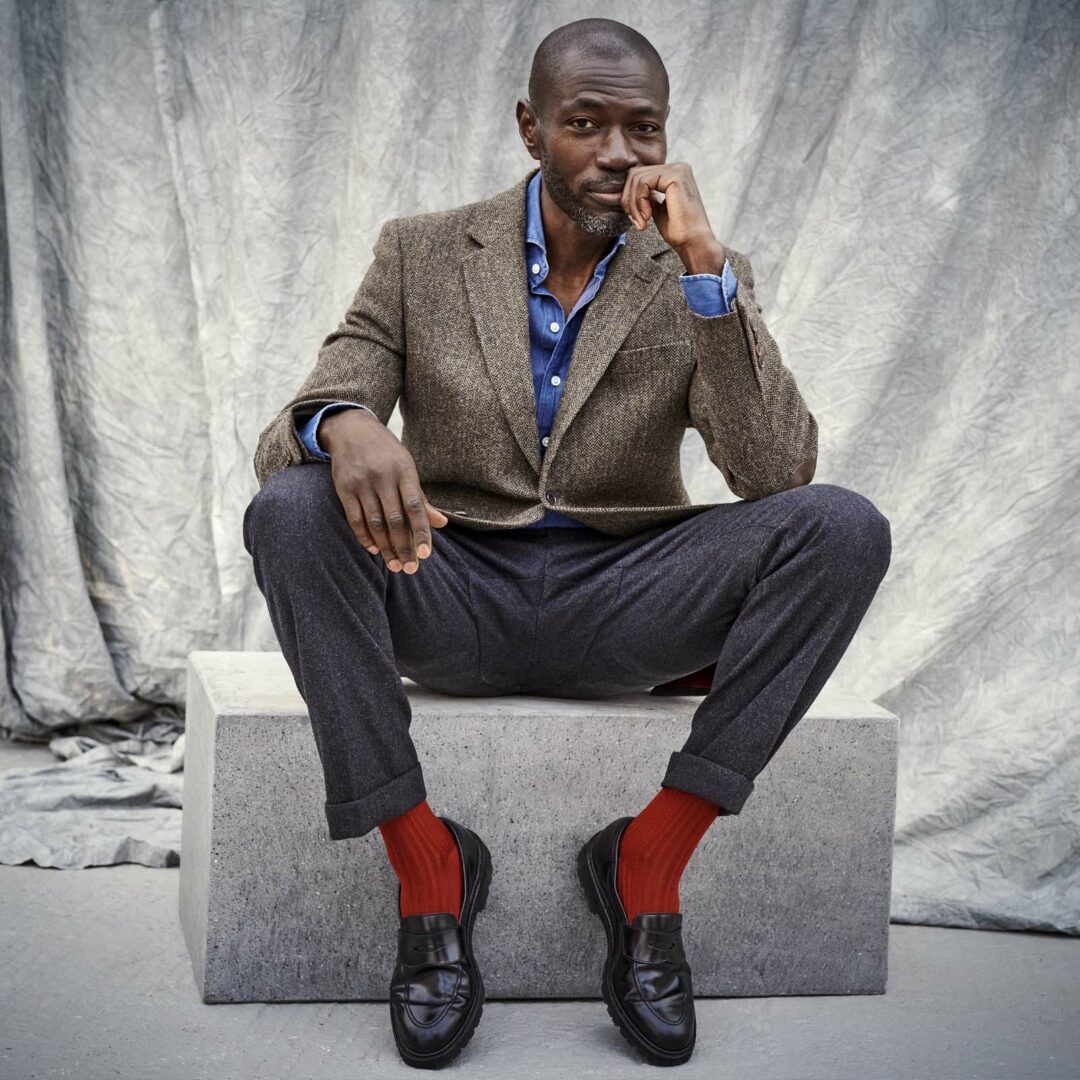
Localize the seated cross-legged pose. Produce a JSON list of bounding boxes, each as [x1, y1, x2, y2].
[[244, 16, 890, 1070]]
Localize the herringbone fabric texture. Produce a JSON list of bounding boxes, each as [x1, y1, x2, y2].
[[252, 167, 817, 537]]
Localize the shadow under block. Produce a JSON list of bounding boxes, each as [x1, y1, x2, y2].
[[180, 651, 899, 1004]]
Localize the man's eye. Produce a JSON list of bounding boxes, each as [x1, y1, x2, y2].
[[568, 118, 661, 133], [567, 118, 662, 132]]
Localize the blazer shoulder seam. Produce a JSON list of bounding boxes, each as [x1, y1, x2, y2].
[[393, 200, 478, 240]]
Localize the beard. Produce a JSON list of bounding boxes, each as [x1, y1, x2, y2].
[[538, 140, 631, 237]]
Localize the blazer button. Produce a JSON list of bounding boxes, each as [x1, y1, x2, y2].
[[550, 492, 559, 504]]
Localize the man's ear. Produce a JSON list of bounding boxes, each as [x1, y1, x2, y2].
[[516, 98, 541, 162]]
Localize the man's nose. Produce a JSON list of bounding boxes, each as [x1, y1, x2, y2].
[[595, 127, 639, 172]]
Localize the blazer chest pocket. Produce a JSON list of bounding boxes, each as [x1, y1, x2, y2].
[[605, 339, 694, 384]]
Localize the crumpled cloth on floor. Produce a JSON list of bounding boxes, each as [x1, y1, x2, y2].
[[0, 713, 184, 869]]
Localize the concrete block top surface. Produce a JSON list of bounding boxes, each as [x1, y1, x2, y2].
[[187, 651, 895, 723]]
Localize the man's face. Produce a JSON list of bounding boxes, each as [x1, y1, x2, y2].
[[522, 49, 669, 237]]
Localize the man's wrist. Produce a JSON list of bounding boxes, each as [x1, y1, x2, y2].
[[675, 235, 727, 276], [320, 406, 380, 453]]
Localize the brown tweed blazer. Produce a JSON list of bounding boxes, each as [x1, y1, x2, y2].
[[253, 166, 818, 537]]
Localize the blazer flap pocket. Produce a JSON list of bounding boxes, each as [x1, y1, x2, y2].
[[617, 336, 691, 354], [608, 339, 694, 380], [614, 338, 693, 357]]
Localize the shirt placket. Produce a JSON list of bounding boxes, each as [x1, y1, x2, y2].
[[532, 273, 603, 452]]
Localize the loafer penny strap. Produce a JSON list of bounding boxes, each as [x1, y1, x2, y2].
[[399, 922, 465, 966], [627, 925, 687, 965]]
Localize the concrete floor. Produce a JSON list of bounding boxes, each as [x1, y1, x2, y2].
[[2, 743, 1079, 1079]]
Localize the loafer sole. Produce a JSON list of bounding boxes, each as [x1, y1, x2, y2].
[[577, 824, 696, 1066], [390, 817, 493, 1069]]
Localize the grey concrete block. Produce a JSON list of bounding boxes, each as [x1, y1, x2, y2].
[[180, 651, 898, 1004]]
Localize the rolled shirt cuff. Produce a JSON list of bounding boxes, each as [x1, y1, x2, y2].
[[678, 259, 739, 317]]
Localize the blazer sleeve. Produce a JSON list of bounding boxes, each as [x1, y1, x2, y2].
[[686, 249, 818, 501], [252, 218, 405, 488]]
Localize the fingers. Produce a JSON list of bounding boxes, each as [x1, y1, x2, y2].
[[637, 191, 653, 228], [354, 487, 396, 562], [340, 490, 381, 555], [337, 475, 446, 574], [426, 498, 448, 529], [373, 478, 418, 573], [425, 499, 448, 554], [365, 473, 442, 574], [399, 480, 432, 564], [622, 175, 640, 228], [622, 173, 654, 230]]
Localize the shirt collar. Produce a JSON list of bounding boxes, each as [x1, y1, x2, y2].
[[525, 169, 626, 278]]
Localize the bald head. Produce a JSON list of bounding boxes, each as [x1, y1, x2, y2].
[[527, 18, 669, 124]]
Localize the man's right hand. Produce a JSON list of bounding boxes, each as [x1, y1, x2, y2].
[[320, 407, 448, 574]]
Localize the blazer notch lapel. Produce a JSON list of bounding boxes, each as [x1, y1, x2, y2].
[[463, 179, 542, 476], [460, 172, 672, 479], [543, 229, 668, 457]]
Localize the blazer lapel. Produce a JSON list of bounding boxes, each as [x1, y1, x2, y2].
[[463, 173, 539, 474], [463, 168, 670, 478], [543, 225, 668, 462]]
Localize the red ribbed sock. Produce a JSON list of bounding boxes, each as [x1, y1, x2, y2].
[[616, 786, 721, 923], [377, 800, 464, 921]]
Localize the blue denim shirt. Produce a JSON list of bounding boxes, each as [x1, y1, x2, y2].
[[299, 171, 738, 528]]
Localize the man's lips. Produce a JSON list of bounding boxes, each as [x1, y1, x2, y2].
[[587, 188, 625, 206]]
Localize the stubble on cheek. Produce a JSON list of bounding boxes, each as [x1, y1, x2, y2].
[[538, 149, 631, 237]]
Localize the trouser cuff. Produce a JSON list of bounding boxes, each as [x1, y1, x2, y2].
[[324, 762, 428, 840], [662, 750, 755, 815]]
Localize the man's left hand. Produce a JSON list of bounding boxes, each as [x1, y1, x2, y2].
[[621, 162, 726, 275]]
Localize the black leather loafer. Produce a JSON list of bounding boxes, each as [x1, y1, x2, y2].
[[577, 816, 696, 1066], [389, 815, 492, 1069]]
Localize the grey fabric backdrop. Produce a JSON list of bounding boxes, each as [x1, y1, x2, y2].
[[1, 0, 1077, 928]]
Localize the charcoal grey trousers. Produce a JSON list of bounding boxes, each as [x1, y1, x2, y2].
[[242, 463, 891, 840]]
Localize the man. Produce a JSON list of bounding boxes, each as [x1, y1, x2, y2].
[[243, 17, 890, 1070]]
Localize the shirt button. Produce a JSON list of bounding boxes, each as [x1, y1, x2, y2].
[[531, 263, 541, 275], [541, 436, 549, 447], [550, 375, 560, 386], [550, 321, 560, 333]]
